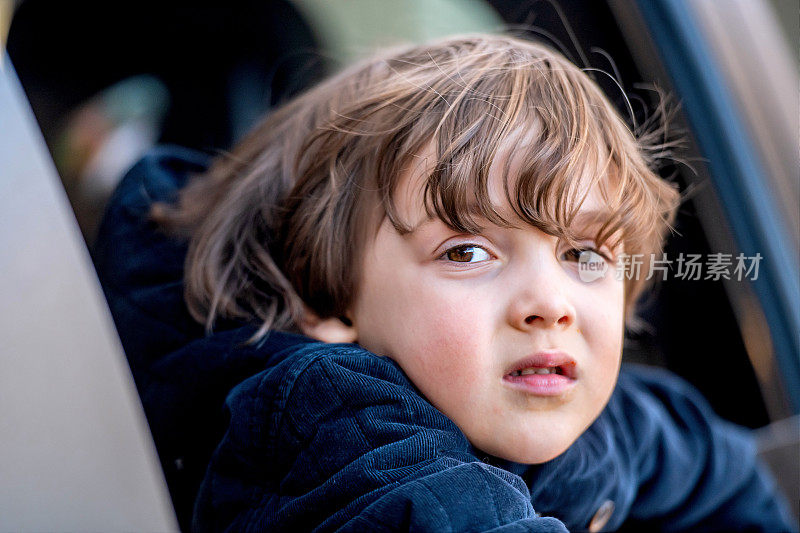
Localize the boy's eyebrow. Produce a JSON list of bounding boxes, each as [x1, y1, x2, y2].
[[568, 209, 622, 243], [404, 215, 444, 234], [404, 202, 496, 234]]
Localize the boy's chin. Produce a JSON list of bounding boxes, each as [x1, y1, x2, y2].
[[473, 436, 576, 465], [500, 447, 570, 465]]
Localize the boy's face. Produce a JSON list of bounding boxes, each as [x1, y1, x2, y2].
[[349, 147, 625, 464]]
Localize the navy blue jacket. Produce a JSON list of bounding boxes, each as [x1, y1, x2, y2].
[[94, 147, 795, 532]]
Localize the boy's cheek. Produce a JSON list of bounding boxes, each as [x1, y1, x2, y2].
[[392, 309, 487, 374], [393, 283, 489, 340], [383, 307, 493, 403]]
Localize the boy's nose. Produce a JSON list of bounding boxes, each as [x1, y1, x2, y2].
[[506, 270, 576, 331], [520, 310, 573, 328]]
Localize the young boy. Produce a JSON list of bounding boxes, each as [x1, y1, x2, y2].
[[94, 35, 795, 531]]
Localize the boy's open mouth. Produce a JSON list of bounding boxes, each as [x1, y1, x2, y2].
[[510, 367, 566, 376], [504, 351, 577, 380]]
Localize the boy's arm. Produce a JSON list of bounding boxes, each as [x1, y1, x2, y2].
[[193, 342, 568, 532], [611, 364, 795, 532]]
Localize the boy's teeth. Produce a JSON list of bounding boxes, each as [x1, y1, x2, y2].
[[516, 367, 556, 376]]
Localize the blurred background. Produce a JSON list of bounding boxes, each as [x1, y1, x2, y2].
[[1, 0, 797, 529]]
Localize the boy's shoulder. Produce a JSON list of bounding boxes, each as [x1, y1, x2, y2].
[[222, 336, 449, 456]]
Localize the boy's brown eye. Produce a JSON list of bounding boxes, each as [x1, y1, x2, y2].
[[443, 245, 491, 263], [561, 248, 607, 264]]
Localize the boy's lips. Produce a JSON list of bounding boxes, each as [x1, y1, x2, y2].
[[502, 351, 577, 396], [504, 351, 577, 379]]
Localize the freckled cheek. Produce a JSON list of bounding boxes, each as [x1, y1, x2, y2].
[[400, 296, 492, 399]]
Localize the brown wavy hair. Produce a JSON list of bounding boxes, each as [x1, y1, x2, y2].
[[152, 34, 680, 339]]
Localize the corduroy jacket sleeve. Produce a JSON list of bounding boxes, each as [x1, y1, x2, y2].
[[193, 342, 569, 532], [613, 365, 795, 532]]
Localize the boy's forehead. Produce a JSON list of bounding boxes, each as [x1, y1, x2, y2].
[[393, 130, 615, 233]]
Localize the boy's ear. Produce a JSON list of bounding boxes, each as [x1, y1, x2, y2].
[[299, 307, 358, 344]]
